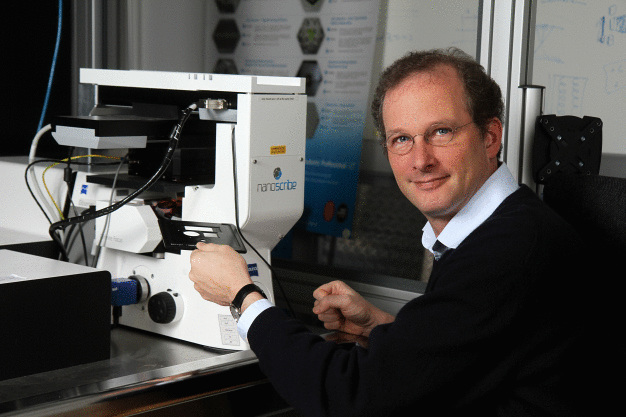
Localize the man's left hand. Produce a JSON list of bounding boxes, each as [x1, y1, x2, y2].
[[189, 242, 253, 306]]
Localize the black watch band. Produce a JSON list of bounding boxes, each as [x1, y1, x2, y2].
[[230, 284, 267, 322], [231, 284, 267, 309]]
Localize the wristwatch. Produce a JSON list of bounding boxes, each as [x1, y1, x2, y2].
[[229, 283, 267, 322]]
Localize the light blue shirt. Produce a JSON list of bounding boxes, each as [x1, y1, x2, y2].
[[237, 296, 273, 340], [238, 163, 519, 341], [422, 163, 520, 254]]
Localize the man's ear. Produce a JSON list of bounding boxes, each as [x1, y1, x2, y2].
[[484, 117, 503, 159]]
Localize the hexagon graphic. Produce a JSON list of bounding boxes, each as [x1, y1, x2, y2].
[[297, 18, 324, 55], [300, 0, 325, 12], [213, 19, 240, 53], [215, 0, 240, 13], [297, 60, 323, 97], [306, 101, 320, 139], [214, 58, 239, 74]]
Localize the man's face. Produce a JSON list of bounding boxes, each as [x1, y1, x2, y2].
[[382, 65, 502, 234]]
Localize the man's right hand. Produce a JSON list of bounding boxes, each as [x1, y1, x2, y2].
[[312, 280, 395, 337]]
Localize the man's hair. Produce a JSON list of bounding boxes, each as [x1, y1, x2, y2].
[[371, 47, 504, 147]]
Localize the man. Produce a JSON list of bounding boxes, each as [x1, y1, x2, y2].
[[190, 48, 594, 416]]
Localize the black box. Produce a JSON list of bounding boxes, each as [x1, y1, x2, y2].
[[0, 250, 111, 381]]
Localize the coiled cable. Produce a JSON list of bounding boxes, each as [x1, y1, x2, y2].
[[49, 103, 198, 260]]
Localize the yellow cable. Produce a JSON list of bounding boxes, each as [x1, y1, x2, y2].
[[42, 155, 124, 220]]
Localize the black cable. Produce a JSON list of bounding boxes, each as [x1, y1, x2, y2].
[[76, 208, 90, 265], [24, 158, 116, 261], [61, 147, 76, 220], [64, 206, 94, 266], [63, 222, 77, 260], [24, 159, 58, 225], [24, 158, 123, 226], [61, 171, 77, 220], [48, 103, 198, 257], [229, 129, 296, 318]]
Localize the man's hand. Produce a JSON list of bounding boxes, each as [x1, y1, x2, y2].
[[312, 280, 395, 337], [189, 242, 253, 306]]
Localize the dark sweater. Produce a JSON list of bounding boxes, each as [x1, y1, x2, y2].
[[249, 186, 597, 416]]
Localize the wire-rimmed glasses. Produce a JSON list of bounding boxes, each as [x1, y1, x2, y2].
[[384, 121, 474, 155]]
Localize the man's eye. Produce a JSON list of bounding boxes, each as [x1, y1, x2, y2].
[[389, 136, 413, 149], [394, 136, 411, 144], [388, 135, 411, 147], [432, 127, 453, 136]]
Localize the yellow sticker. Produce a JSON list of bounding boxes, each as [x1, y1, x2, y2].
[[270, 145, 286, 155]]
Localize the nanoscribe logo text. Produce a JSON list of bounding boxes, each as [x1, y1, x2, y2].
[[257, 167, 298, 192]]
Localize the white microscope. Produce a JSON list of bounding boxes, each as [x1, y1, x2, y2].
[[51, 69, 306, 350]]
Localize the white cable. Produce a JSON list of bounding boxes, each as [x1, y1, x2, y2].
[[92, 157, 125, 267], [28, 124, 50, 162], [28, 124, 62, 223]]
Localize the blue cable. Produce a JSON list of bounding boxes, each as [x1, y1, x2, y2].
[[37, 0, 63, 132]]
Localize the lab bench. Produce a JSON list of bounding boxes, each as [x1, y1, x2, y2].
[[0, 326, 301, 417]]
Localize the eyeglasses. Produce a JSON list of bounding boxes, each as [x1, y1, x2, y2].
[[384, 121, 474, 155]]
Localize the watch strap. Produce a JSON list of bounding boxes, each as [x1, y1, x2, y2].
[[231, 283, 266, 309]]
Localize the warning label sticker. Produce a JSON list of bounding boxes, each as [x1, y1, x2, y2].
[[270, 145, 286, 155]]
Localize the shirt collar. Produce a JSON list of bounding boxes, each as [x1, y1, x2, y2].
[[422, 163, 520, 254]]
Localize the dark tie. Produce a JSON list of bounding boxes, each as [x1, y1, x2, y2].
[[432, 240, 451, 261]]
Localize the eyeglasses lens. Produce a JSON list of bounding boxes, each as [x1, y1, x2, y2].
[[386, 124, 456, 155]]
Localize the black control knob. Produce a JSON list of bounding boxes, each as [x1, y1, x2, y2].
[[148, 292, 177, 324]]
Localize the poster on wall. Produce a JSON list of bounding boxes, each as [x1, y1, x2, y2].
[[532, 0, 625, 155], [204, 0, 381, 239]]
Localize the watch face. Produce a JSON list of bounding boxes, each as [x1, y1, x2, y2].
[[230, 304, 241, 322]]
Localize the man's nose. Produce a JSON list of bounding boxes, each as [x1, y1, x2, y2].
[[409, 137, 437, 171]]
